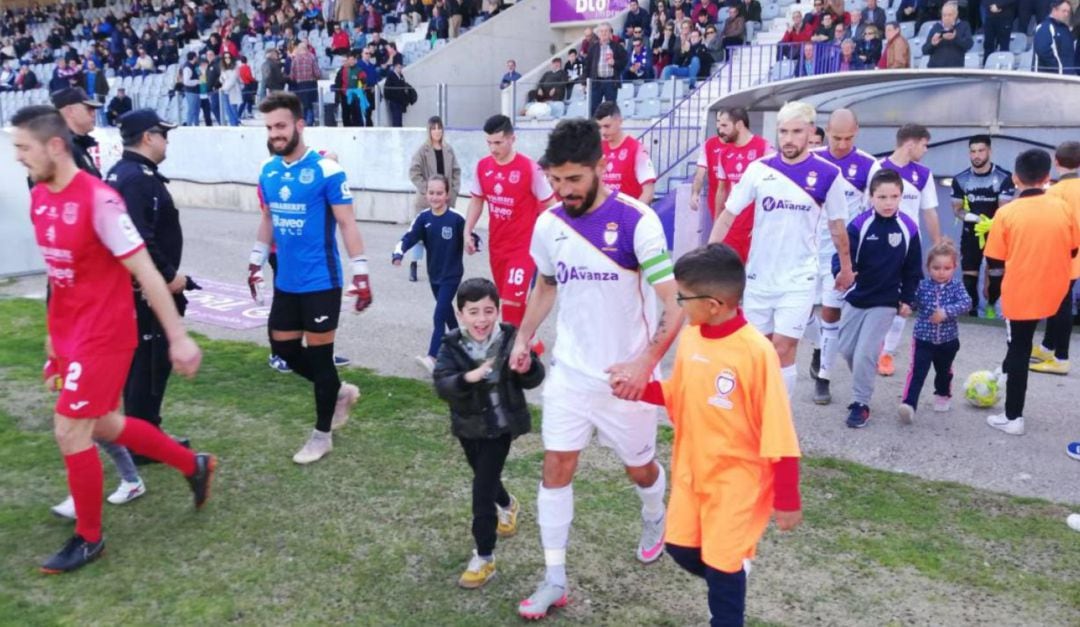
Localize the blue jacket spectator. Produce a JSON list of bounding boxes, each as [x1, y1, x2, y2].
[[1034, 2, 1077, 74], [921, 8, 974, 69], [912, 277, 971, 344]]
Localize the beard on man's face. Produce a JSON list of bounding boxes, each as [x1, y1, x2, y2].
[[267, 127, 300, 156], [562, 175, 600, 218]]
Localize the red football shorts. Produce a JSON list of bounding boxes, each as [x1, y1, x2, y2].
[[54, 350, 134, 419], [490, 249, 535, 324]]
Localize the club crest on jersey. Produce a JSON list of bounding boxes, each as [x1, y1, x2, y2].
[[442, 226, 453, 240], [912, 171, 920, 183], [805, 171, 818, 189], [618, 148, 628, 161], [508, 170, 521, 184], [747, 150, 757, 160], [603, 222, 619, 248], [279, 185, 292, 201], [848, 163, 858, 178], [708, 369, 737, 409], [494, 183, 504, 195], [298, 168, 315, 185], [62, 202, 79, 225], [888, 232, 902, 247]]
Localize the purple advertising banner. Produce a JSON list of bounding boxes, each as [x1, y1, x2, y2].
[[550, 0, 629, 23]]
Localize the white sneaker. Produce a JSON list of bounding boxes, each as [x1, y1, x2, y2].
[[1067, 513, 1080, 532], [332, 383, 360, 431], [897, 403, 915, 425], [415, 355, 435, 374], [636, 510, 666, 564], [292, 430, 333, 464], [106, 479, 146, 505], [987, 414, 1025, 436], [50, 495, 76, 520], [932, 395, 951, 412]]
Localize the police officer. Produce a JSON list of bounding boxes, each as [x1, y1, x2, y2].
[[107, 109, 191, 455], [50, 86, 104, 178]]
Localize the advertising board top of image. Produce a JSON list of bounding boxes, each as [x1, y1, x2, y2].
[[551, 0, 629, 24]]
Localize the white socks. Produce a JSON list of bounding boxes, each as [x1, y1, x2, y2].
[[819, 321, 840, 381], [882, 315, 906, 355], [804, 314, 821, 349], [538, 482, 573, 588], [635, 463, 666, 521], [781, 364, 797, 398]]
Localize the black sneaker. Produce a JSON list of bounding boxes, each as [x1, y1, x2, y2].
[[809, 348, 821, 381], [845, 403, 870, 429], [186, 453, 218, 510], [408, 261, 418, 282], [40, 534, 105, 574], [813, 378, 831, 405]]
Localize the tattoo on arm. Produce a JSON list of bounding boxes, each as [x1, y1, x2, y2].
[[650, 310, 667, 345]]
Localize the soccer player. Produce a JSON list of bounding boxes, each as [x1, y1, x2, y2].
[[595, 101, 657, 205], [709, 101, 855, 398], [508, 119, 682, 620], [464, 114, 555, 329], [809, 125, 825, 148], [951, 134, 1014, 319], [1031, 141, 1080, 376], [690, 110, 727, 217], [696, 108, 772, 260], [14, 105, 215, 574], [867, 123, 942, 376], [247, 92, 369, 464], [638, 243, 802, 624], [809, 109, 876, 405], [983, 149, 1080, 436]]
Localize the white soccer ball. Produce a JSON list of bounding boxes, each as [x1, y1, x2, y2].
[[963, 370, 1002, 408]]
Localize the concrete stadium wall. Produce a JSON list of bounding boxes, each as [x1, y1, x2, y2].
[[401, 0, 562, 128], [0, 130, 44, 277], [86, 125, 555, 223]]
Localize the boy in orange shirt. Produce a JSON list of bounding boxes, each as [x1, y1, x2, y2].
[[984, 149, 1080, 435], [1030, 141, 1080, 376], [628, 243, 802, 625]]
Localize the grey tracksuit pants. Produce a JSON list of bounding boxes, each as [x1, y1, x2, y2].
[[837, 304, 896, 405]]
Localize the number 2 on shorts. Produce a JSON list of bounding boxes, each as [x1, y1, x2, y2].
[[63, 361, 83, 392]]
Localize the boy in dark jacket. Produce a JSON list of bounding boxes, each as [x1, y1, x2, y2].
[[833, 168, 923, 428], [433, 278, 545, 589]]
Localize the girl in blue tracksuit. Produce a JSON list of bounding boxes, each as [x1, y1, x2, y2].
[[833, 168, 923, 429], [898, 240, 972, 423], [393, 175, 469, 371]]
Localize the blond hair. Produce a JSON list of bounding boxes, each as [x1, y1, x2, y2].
[[927, 238, 959, 267], [776, 101, 816, 126]]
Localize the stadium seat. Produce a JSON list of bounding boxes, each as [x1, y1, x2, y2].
[[909, 38, 923, 58], [1009, 33, 1028, 54], [618, 99, 636, 117], [547, 101, 566, 117], [634, 98, 661, 119], [769, 59, 795, 80], [746, 21, 758, 41], [761, 4, 780, 20], [779, 0, 795, 6], [617, 83, 635, 102], [636, 81, 660, 101], [659, 79, 687, 102], [964, 52, 982, 68], [917, 21, 939, 40], [918, 56, 930, 68], [1016, 49, 1034, 70], [900, 22, 915, 40], [886, 8, 897, 21], [984, 51, 1015, 70], [566, 99, 587, 117]]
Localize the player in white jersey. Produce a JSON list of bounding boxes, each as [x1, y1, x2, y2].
[[808, 109, 877, 405], [709, 101, 855, 398], [508, 119, 682, 621], [865, 123, 942, 376]]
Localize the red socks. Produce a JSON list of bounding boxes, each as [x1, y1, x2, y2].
[[65, 448, 103, 543], [114, 417, 196, 476]]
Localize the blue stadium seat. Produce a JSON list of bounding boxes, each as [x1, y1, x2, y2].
[[566, 99, 588, 117], [917, 21, 939, 39], [618, 99, 636, 117], [1009, 33, 1028, 54], [617, 83, 635, 102], [636, 81, 660, 101], [964, 52, 982, 68], [900, 22, 915, 40], [633, 98, 661, 119], [984, 51, 1015, 70]]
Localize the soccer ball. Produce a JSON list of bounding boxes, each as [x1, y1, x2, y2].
[[964, 370, 1002, 408]]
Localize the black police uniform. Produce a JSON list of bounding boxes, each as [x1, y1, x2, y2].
[[106, 150, 185, 428]]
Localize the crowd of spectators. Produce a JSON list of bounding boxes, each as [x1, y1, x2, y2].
[[1, 0, 511, 126]]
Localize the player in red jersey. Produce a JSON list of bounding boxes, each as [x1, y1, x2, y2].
[[691, 107, 772, 261], [595, 101, 657, 205], [464, 114, 556, 328], [13, 105, 216, 575]]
